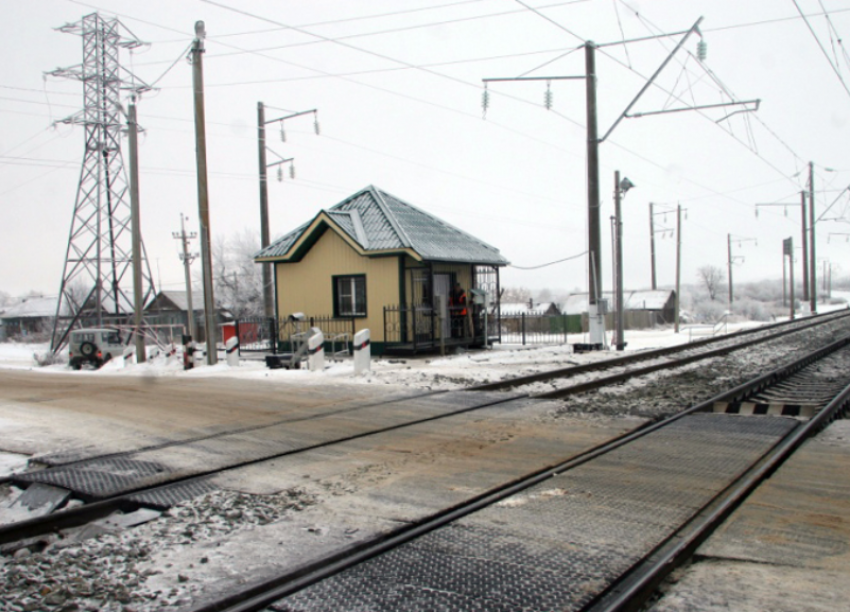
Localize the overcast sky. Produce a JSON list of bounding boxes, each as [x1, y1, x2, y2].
[[2, 0, 850, 301]]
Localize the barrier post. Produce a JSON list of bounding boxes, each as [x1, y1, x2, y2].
[[225, 336, 239, 367], [353, 329, 371, 375], [307, 327, 325, 371], [123, 345, 135, 367]]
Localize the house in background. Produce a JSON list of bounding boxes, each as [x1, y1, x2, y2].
[[255, 185, 509, 354], [144, 290, 232, 343], [497, 300, 561, 317], [0, 296, 65, 340], [562, 289, 677, 330]]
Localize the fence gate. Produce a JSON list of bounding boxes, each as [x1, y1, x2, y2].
[[235, 317, 277, 353]]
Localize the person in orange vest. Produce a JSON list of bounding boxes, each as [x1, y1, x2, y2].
[[449, 282, 467, 338]]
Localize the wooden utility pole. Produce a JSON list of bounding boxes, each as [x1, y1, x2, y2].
[[127, 100, 145, 363], [173, 215, 198, 341], [192, 21, 217, 365], [257, 102, 273, 318], [256, 103, 317, 318]]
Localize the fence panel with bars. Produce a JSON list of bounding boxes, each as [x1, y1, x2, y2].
[[497, 311, 662, 346], [235, 315, 356, 354]]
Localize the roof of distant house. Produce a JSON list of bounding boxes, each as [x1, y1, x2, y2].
[[0, 296, 63, 319], [498, 302, 560, 315], [147, 290, 203, 312], [562, 290, 675, 314], [256, 185, 509, 266]]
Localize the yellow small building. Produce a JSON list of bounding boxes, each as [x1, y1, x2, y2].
[[255, 185, 508, 354]]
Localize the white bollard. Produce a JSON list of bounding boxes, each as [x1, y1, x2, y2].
[[194, 348, 205, 367], [353, 329, 371, 375], [225, 336, 240, 367], [123, 345, 136, 368], [307, 327, 325, 372]]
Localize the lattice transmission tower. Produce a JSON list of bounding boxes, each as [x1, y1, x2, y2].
[[47, 13, 156, 352]]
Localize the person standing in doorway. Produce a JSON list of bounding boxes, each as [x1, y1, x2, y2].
[[450, 282, 467, 338]]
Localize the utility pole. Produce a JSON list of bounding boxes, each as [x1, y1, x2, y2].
[[482, 17, 753, 348], [192, 21, 217, 365], [755, 194, 808, 301], [173, 215, 198, 342], [649, 202, 657, 290], [675, 204, 682, 334], [809, 161, 817, 314], [782, 249, 787, 307], [727, 234, 756, 305], [585, 42, 604, 346], [649, 203, 675, 291], [257, 102, 271, 317], [784, 237, 795, 320], [801, 191, 809, 302], [256, 102, 318, 318], [127, 99, 145, 363], [727, 234, 733, 305], [612, 171, 634, 350]]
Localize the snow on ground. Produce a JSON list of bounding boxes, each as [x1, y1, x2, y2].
[[2, 297, 847, 391]]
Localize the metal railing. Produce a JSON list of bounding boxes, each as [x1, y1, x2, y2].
[[235, 315, 356, 354], [498, 312, 582, 346]]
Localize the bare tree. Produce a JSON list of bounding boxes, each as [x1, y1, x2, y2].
[[697, 265, 725, 301], [213, 230, 264, 319], [500, 286, 532, 304]]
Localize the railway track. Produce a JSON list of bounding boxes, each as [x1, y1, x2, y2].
[[1, 310, 848, 554], [185, 335, 850, 612]]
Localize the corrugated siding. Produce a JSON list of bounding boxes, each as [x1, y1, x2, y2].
[[276, 229, 399, 342]]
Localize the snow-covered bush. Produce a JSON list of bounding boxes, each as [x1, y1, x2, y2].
[[730, 297, 772, 322], [693, 300, 727, 322]]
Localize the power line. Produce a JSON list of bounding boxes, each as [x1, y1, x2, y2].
[[510, 250, 587, 270], [191, 0, 589, 62], [158, 46, 583, 89], [609, 2, 808, 187], [150, 0, 502, 44], [792, 0, 850, 100]]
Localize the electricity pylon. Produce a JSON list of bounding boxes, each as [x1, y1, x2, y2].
[[47, 13, 156, 352]]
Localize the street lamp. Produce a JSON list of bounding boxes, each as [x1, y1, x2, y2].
[[614, 172, 635, 351]]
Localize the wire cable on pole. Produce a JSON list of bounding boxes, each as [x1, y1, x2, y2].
[[510, 250, 588, 270]]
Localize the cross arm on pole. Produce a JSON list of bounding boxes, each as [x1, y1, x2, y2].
[[599, 17, 704, 143], [627, 99, 760, 119], [264, 108, 318, 126]]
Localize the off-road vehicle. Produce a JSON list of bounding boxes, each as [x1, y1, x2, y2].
[[68, 328, 125, 370]]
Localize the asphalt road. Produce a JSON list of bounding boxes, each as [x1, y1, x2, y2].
[[0, 369, 391, 458]]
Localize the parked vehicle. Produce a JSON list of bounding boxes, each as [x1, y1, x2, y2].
[[68, 328, 124, 370]]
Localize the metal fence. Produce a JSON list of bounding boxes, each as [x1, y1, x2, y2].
[[498, 311, 662, 346], [498, 312, 583, 345], [235, 315, 357, 354]]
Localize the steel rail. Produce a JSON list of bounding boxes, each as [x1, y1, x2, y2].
[[183, 335, 850, 612], [472, 309, 850, 392], [5, 310, 845, 482], [584, 351, 850, 612], [1, 313, 847, 548]]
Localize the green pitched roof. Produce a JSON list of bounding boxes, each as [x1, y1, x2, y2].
[[255, 185, 508, 265]]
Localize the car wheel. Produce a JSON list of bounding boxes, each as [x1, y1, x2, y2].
[[71, 360, 82, 371], [79, 342, 97, 358]]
